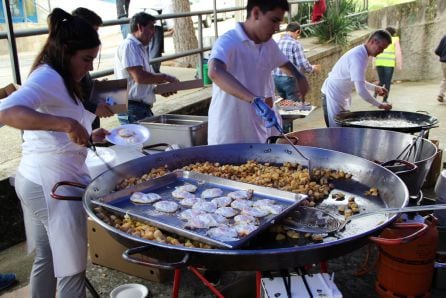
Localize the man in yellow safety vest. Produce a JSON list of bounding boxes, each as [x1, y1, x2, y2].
[[374, 27, 403, 103]]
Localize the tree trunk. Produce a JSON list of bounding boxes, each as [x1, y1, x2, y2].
[[172, 0, 199, 68]]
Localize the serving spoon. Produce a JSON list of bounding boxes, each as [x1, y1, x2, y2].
[[283, 204, 446, 235]]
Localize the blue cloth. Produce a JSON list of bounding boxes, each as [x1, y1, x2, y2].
[[273, 75, 301, 102], [0, 273, 16, 291], [118, 101, 153, 124]]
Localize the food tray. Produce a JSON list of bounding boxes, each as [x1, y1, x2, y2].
[[92, 170, 306, 249], [138, 114, 207, 149]]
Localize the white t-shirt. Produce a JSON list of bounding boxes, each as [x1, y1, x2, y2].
[[321, 44, 381, 126], [208, 22, 288, 145], [115, 34, 156, 105], [0, 64, 94, 185]]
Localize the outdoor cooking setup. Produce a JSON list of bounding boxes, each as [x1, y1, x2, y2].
[[52, 109, 444, 297], [53, 138, 413, 297]]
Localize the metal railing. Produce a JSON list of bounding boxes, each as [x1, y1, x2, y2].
[[1, 0, 368, 85]]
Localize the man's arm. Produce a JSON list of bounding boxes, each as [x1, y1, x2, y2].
[[354, 81, 392, 110], [127, 66, 178, 85]]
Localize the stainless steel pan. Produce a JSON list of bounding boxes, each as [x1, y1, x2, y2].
[[80, 143, 409, 271], [279, 128, 437, 197]]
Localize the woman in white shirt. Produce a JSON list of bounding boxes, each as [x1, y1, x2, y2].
[[0, 8, 107, 298]]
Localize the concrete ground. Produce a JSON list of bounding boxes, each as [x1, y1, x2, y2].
[[1, 79, 446, 298]]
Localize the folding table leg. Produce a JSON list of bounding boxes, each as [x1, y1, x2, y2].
[[172, 269, 182, 298], [85, 277, 100, 298]]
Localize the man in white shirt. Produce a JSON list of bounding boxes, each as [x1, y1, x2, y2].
[[114, 12, 178, 124], [207, 0, 309, 145], [321, 30, 393, 127]]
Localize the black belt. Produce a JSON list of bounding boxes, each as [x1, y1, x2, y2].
[[128, 100, 152, 108]]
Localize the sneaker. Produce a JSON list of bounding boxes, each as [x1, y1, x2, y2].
[[437, 95, 444, 102], [0, 273, 16, 291]]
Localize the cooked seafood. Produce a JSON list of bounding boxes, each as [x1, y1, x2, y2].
[[179, 196, 202, 207], [176, 183, 198, 193], [234, 223, 257, 237], [118, 128, 135, 138], [201, 187, 224, 199], [192, 200, 218, 213], [153, 200, 179, 213], [253, 199, 276, 207], [129, 192, 162, 204], [255, 203, 283, 215], [172, 189, 196, 200], [211, 196, 232, 207], [179, 209, 206, 221], [185, 213, 226, 229], [230, 199, 253, 210], [207, 226, 239, 241], [227, 190, 253, 200], [240, 207, 270, 218], [215, 206, 238, 218], [233, 214, 258, 225]]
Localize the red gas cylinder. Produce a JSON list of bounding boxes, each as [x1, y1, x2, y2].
[[371, 216, 438, 298]]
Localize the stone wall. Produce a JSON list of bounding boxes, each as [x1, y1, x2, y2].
[[368, 0, 446, 81]]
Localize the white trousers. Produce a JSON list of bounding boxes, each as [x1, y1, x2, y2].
[[14, 172, 86, 298]]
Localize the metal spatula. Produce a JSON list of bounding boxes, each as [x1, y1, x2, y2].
[[275, 124, 312, 174], [283, 204, 446, 235]]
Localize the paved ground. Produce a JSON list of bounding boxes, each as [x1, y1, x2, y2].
[[1, 79, 446, 298]]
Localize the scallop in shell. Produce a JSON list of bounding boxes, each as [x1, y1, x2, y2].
[[176, 183, 198, 193], [215, 207, 238, 218], [201, 188, 224, 199], [211, 196, 232, 207], [130, 192, 161, 204], [172, 189, 196, 200], [153, 200, 179, 213], [207, 226, 239, 241]]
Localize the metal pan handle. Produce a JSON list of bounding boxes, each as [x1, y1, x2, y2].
[[381, 159, 417, 176], [369, 222, 428, 245], [51, 181, 86, 201], [122, 245, 190, 270]]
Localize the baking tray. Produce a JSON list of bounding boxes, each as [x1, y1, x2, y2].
[[92, 170, 307, 249], [138, 114, 207, 149]]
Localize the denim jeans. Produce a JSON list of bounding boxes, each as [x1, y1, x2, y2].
[[273, 75, 301, 102], [118, 101, 154, 124], [376, 66, 395, 102]]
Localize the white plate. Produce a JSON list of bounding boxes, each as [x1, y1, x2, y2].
[[110, 283, 149, 298], [106, 124, 150, 146]]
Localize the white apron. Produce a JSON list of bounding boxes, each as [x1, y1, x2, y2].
[[36, 111, 95, 277]]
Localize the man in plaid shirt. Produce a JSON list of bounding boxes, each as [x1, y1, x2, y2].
[[273, 22, 320, 103]]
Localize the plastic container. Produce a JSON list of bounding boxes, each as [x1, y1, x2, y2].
[[202, 62, 212, 85], [435, 170, 446, 225], [371, 217, 438, 297], [110, 283, 149, 298]]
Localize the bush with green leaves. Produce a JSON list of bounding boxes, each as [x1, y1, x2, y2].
[[313, 0, 367, 45]]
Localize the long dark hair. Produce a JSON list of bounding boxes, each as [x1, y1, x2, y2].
[[31, 8, 101, 103]]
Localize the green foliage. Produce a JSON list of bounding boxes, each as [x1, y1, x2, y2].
[[313, 0, 367, 45]]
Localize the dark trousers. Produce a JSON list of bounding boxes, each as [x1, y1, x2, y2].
[[376, 66, 394, 102], [148, 26, 164, 73], [117, 101, 153, 124], [321, 93, 330, 127]]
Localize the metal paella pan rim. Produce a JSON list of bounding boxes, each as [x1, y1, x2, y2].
[[334, 110, 438, 133], [83, 143, 409, 271]]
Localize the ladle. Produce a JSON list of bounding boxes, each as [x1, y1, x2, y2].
[[283, 204, 446, 234]]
